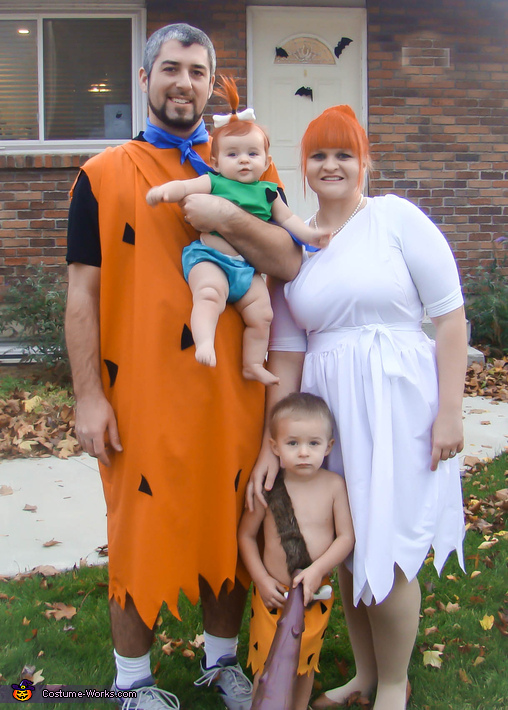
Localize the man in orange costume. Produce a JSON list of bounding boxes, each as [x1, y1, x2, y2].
[[65, 23, 300, 710]]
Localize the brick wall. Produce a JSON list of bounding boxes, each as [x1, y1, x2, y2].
[[0, 156, 92, 290], [367, 0, 508, 272], [1, 0, 507, 292]]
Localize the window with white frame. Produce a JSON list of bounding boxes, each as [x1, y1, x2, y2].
[[0, 8, 145, 151]]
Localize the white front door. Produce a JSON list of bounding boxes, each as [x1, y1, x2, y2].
[[247, 6, 367, 219]]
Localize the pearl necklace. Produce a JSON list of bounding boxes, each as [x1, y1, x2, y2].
[[312, 193, 365, 237]]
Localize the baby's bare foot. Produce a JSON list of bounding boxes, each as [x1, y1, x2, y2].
[[195, 342, 216, 367], [243, 364, 280, 386]]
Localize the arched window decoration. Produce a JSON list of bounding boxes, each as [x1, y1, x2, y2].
[[275, 37, 335, 65]]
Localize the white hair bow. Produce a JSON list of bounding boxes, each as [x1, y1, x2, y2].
[[212, 108, 256, 128]]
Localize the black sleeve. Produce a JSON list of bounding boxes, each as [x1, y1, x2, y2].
[[66, 171, 102, 266]]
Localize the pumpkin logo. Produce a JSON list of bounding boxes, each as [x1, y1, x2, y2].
[[11, 679, 35, 702]]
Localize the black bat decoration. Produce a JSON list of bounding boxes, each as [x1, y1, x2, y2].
[[334, 37, 353, 58], [295, 86, 313, 101], [275, 46, 289, 58]]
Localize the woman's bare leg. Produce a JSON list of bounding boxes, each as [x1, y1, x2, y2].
[[235, 274, 279, 386], [312, 564, 377, 707], [187, 261, 229, 367], [367, 566, 420, 710]]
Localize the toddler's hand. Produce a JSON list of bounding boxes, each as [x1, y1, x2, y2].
[[256, 575, 287, 610], [292, 564, 324, 606], [146, 186, 164, 206]]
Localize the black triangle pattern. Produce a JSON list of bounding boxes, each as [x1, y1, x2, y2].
[[234, 470, 242, 492], [320, 602, 328, 615], [181, 324, 194, 350], [104, 359, 118, 387], [138, 475, 153, 496], [122, 223, 135, 245]]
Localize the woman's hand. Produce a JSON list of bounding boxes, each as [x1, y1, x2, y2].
[[245, 440, 279, 511], [430, 410, 464, 471]]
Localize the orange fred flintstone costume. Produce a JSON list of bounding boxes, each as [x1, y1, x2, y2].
[[65, 23, 300, 710]]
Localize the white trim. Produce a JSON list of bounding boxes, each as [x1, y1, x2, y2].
[[0, 8, 146, 154]]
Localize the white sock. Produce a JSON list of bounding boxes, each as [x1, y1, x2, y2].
[[203, 632, 238, 668], [114, 649, 152, 689]]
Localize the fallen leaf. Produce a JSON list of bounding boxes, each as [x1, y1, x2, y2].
[[479, 614, 495, 630], [31, 565, 59, 577], [23, 504, 37, 513], [189, 634, 205, 648], [162, 641, 175, 656], [63, 624, 75, 632], [446, 575, 458, 582], [478, 539, 498, 549], [423, 607, 436, 616], [22, 617, 30, 626], [423, 649, 443, 668], [480, 421, 491, 425], [0, 485, 13, 496], [433, 643, 446, 653], [43, 539, 62, 548], [31, 669, 44, 685], [446, 602, 460, 613], [182, 649, 195, 659], [44, 602, 77, 621], [459, 669, 472, 684], [25, 629, 38, 642], [471, 571, 482, 578], [425, 626, 439, 636], [23, 396, 43, 413], [473, 656, 485, 666]]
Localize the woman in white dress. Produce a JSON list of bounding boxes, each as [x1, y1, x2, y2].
[[246, 106, 467, 710]]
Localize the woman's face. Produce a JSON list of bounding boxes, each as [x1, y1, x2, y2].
[[305, 148, 362, 200]]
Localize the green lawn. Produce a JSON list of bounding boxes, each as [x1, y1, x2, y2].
[[0, 454, 506, 710]]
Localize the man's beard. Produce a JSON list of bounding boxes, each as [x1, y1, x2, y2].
[[148, 96, 203, 131]]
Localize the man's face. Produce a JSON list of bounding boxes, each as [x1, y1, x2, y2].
[[139, 39, 214, 137]]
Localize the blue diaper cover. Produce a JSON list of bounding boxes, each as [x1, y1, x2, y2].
[[182, 240, 255, 303]]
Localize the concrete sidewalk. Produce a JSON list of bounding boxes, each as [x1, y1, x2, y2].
[[1, 396, 507, 578]]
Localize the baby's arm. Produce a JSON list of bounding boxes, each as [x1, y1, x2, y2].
[[238, 499, 287, 609], [293, 474, 355, 605], [270, 195, 331, 249], [146, 174, 212, 206]]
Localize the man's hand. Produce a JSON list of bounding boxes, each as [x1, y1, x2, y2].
[[245, 442, 279, 511], [75, 394, 122, 466], [180, 193, 234, 234]]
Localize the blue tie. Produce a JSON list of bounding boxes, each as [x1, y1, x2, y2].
[[143, 118, 211, 176]]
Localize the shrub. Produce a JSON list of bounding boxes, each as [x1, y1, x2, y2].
[[464, 238, 508, 355], [0, 264, 70, 382]]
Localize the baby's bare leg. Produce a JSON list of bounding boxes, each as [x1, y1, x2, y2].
[[234, 274, 279, 386], [187, 261, 229, 367], [295, 670, 314, 710]]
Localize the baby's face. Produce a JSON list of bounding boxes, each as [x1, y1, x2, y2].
[[270, 415, 333, 478], [214, 129, 269, 183]]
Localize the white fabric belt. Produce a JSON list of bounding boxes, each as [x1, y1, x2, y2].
[[306, 323, 423, 378]]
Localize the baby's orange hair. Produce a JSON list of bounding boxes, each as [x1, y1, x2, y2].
[[211, 76, 269, 160], [301, 105, 371, 189]]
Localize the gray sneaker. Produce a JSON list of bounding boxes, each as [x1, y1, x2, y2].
[[111, 676, 179, 709], [194, 655, 252, 710]]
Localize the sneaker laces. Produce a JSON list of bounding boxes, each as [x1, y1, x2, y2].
[[120, 685, 180, 710], [194, 662, 252, 695]]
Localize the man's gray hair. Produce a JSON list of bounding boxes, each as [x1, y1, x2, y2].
[[143, 23, 216, 77]]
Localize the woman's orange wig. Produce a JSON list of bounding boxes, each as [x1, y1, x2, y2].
[[301, 105, 371, 188], [211, 76, 269, 161]]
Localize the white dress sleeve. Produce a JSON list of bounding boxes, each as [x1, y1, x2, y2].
[[390, 196, 464, 317], [268, 278, 307, 352]]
